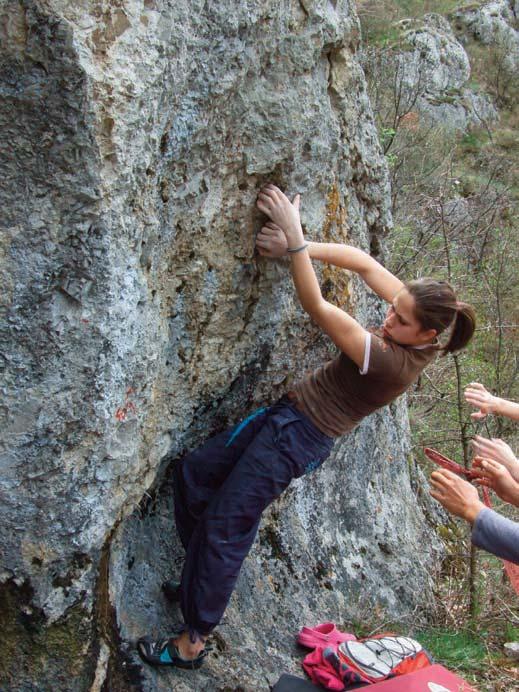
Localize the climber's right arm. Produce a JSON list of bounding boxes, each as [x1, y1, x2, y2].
[[256, 222, 403, 303]]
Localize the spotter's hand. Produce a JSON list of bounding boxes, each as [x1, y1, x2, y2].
[[472, 456, 519, 507], [471, 436, 519, 483], [429, 468, 484, 523], [464, 382, 498, 419]]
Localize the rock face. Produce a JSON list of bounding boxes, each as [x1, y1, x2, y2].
[[0, 1, 441, 690], [362, 13, 497, 131], [453, 0, 519, 72]]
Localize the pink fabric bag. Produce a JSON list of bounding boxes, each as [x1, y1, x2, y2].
[[302, 647, 345, 691], [298, 623, 357, 690]]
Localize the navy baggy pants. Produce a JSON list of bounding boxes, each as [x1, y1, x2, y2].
[[172, 398, 334, 635]]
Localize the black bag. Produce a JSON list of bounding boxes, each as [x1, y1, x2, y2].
[[271, 672, 368, 691], [271, 674, 322, 691]]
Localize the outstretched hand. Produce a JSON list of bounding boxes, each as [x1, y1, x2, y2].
[[471, 435, 519, 483], [256, 222, 288, 257], [464, 382, 498, 419], [256, 184, 304, 248], [429, 469, 485, 523], [472, 457, 519, 507]]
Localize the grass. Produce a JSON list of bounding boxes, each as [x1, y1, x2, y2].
[[416, 628, 488, 675], [494, 128, 519, 155], [505, 624, 519, 641], [362, 23, 405, 47], [459, 130, 489, 152], [418, 556, 519, 690]]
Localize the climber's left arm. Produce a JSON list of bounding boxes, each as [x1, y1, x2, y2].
[[255, 185, 403, 303], [256, 185, 368, 368]]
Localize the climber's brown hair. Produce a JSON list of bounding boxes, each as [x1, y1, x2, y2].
[[405, 278, 476, 354]]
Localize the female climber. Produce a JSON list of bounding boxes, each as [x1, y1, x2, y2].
[[137, 184, 476, 669]]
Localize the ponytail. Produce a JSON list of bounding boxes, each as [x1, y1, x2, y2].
[[405, 279, 476, 355], [443, 301, 477, 354]]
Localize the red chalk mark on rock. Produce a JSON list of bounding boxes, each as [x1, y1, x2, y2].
[[115, 387, 138, 421], [115, 407, 127, 421]]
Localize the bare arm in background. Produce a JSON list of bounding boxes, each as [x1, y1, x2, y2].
[[465, 382, 519, 421]]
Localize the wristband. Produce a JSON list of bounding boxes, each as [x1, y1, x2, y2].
[[287, 243, 308, 254]]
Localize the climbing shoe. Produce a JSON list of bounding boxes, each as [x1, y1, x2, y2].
[[137, 636, 209, 669]]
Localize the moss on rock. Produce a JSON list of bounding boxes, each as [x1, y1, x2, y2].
[[0, 579, 97, 691]]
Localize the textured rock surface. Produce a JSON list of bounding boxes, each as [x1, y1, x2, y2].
[[453, 0, 519, 72], [0, 1, 441, 690], [361, 13, 497, 130]]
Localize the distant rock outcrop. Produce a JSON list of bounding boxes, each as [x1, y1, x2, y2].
[[362, 12, 497, 131], [454, 0, 519, 43], [0, 2, 441, 690], [453, 0, 519, 70]]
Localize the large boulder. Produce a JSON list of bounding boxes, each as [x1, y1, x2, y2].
[[0, 1, 441, 689]]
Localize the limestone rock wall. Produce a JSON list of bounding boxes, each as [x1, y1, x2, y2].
[[0, 1, 440, 690]]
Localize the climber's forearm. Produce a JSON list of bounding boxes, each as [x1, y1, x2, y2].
[[307, 242, 404, 303], [289, 250, 368, 367], [289, 249, 325, 316], [307, 242, 371, 270]]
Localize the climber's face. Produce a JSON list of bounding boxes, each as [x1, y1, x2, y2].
[[382, 288, 436, 346]]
